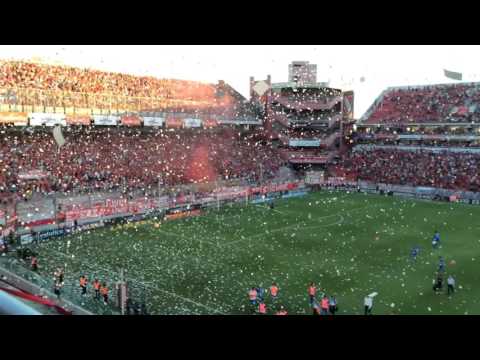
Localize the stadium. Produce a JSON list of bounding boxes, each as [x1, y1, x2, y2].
[[1, 49, 480, 315]]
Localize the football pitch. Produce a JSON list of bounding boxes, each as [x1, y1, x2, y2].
[[30, 190, 480, 315]]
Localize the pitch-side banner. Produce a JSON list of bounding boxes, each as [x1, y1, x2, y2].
[[93, 115, 119, 126], [143, 117, 164, 127], [66, 115, 91, 125], [29, 113, 66, 127], [166, 117, 183, 128], [288, 139, 321, 147], [18, 170, 49, 180], [0, 112, 28, 126], [184, 118, 202, 128], [121, 114, 142, 126], [203, 119, 218, 128]]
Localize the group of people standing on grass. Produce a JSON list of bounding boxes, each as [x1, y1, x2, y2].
[[248, 283, 287, 315], [308, 282, 338, 315], [247, 282, 339, 315], [78, 275, 109, 305], [51, 269, 109, 305], [430, 231, 456, 296]]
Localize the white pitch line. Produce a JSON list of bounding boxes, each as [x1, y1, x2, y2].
[[220, 204, 376, 247], [145, 285, 227, 315], [47, 247, 227, 314]]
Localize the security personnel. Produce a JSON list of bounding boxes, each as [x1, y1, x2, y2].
[[100, 283, 109, 305], [92, 279, 101, 299], [31, 256, 38, 271], [258, 302, 267, 315], [321, 296, 330, 315], [270, 283, 279, 301]]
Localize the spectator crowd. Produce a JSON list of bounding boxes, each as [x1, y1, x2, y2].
[[0, 127, 285, 199], [365, 83, 480, 124], [0, 60, 245, 114], [343, 148, 480, 192]]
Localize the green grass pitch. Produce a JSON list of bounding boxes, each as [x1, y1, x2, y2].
[[30, 190, 480, 315]]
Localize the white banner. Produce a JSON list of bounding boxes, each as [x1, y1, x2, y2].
[[184, 118, 202, 128], [288, 139, 321, 147], [53, 125, 66, 147], [18, 170, 49, 180], [143, 117, 165, 127], [29, 113, 66, 127], [93, 115, 119, 126]]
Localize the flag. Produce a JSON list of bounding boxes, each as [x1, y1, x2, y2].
[[53, 125, 65, 147], [444, 69, 462, 81]]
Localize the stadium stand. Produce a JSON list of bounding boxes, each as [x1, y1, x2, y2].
[[0, 127, 285, 200], [362, 83, 480, 124], [342, 147, 480, 192], [0, 60, 243, 115]]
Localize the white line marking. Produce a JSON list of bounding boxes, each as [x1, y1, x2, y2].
[[46, 247, 227, 314], [221, 204, 375, 247]]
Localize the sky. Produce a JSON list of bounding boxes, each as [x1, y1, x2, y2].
[[1, 45, 480, 117]]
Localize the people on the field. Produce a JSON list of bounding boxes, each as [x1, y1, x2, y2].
[[276, 306, 288, 315], [308, 282, 316, 305], [438, 256, 446, 273], [433, 272, 444, 293], [54, 281, 62, 299], [447, 275, 455, 296], [269, 282, 278, 301], [100, 283, 109, 305], [329, 296, 338, 315], [410, 246, 420, 262], [256, 286, 265, 303], [364, 295, 373, 315], [311, 298, 321, 315], [79, 275, 88, 296], [31, 255, 38, 271], [248, 287, 258, 306], [258, 301, 267, 314], [432, 231, 441, 249], [93, 279, 101, 300], [321, 295, 330, 315]]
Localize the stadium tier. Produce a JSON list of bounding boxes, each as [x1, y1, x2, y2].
[[0, 60, 255, 117], [0, 127, 285, 200], [361, 82, 480, 125], [256, 63, 352, 168], [342, 147, 480, 192]]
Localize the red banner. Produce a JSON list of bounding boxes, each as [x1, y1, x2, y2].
[[0, 286, 72, 315], [249, 182, 298, 195], [166, 117, 183, 128], [202, 118, 218, 128], [66, 115, 91, 125], [289, 156, 329, 164], [66, 198, 157, 221], [121, 115, 142, 126]]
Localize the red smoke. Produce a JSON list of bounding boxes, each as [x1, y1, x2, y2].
[[185, 143, 217, 183]]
